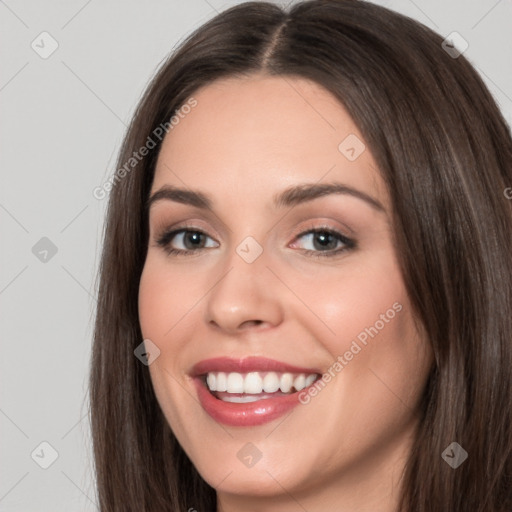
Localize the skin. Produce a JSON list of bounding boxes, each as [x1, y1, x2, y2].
[[138, 74, 433, 512]]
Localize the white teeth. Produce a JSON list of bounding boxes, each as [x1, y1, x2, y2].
[[244, 372, 263, 394], [205, 371, 318, 394], [263, 372, 280, 393], [216, 372, 227, 392], [221, 395, 265, 403], [305, 374, 317, 387], [226, 372, 244, 393], [206, 373, 216, 391], [293, 374, 306, 391], [280, 373, 294, 393]]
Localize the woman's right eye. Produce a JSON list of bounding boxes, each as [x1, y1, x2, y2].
[[156, 228, 219, 256]]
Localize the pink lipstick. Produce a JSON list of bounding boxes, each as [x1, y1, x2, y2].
[[191, 357, 320, 427]]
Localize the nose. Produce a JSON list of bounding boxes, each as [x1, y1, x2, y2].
[[204, 249, 284, 335]]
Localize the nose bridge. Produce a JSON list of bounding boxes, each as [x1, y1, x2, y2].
[[204, 235, 284, 333]]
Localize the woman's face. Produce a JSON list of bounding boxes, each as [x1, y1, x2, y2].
[[138, 75, 433, 508]]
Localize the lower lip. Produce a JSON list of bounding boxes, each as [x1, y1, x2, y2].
[[194, 378, 304, 427]]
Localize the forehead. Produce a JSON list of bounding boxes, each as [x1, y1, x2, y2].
[[152, 75, 387, 211]]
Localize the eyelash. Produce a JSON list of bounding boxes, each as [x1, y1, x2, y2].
[[155, 224, 356, 258]]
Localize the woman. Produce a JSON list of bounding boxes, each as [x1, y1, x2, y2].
[[90, 1, 512, 510]]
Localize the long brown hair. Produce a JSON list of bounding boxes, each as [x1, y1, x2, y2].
[[90, 1, 512, 510]]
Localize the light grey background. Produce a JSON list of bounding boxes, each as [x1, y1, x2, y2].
[[1, 0, 511, 510]]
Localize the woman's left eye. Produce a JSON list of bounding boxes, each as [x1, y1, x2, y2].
[[291, 228, 355, 257], [155, 227, 355, 258]]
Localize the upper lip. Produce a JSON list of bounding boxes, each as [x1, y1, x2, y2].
[[191, 356, 321, 377]]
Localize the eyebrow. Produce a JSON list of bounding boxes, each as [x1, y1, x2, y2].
[[147, 182, 385, 212]]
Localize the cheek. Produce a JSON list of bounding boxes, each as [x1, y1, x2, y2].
[[138, 261, 171, 340], [138, 257, 202, 341], [295, 247, 410, 357], [282, 258, 431, 472], [291, 248, 431, 423], [137, 259, 193, 397], [137, 259, 199, 435]]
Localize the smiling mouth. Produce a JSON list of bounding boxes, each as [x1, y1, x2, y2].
[[201, 371, 321, 403]]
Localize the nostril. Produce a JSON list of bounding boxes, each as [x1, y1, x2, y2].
[[239, 320, 264, 329]]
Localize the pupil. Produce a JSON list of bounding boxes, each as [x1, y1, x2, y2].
[[314, 232, 336, 250], [186, 232, 203, 249]]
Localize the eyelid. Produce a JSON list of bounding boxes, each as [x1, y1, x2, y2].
[[289, 219, 354, 242], [288, 217, 356, 238], [152, 218, 217, 241]]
